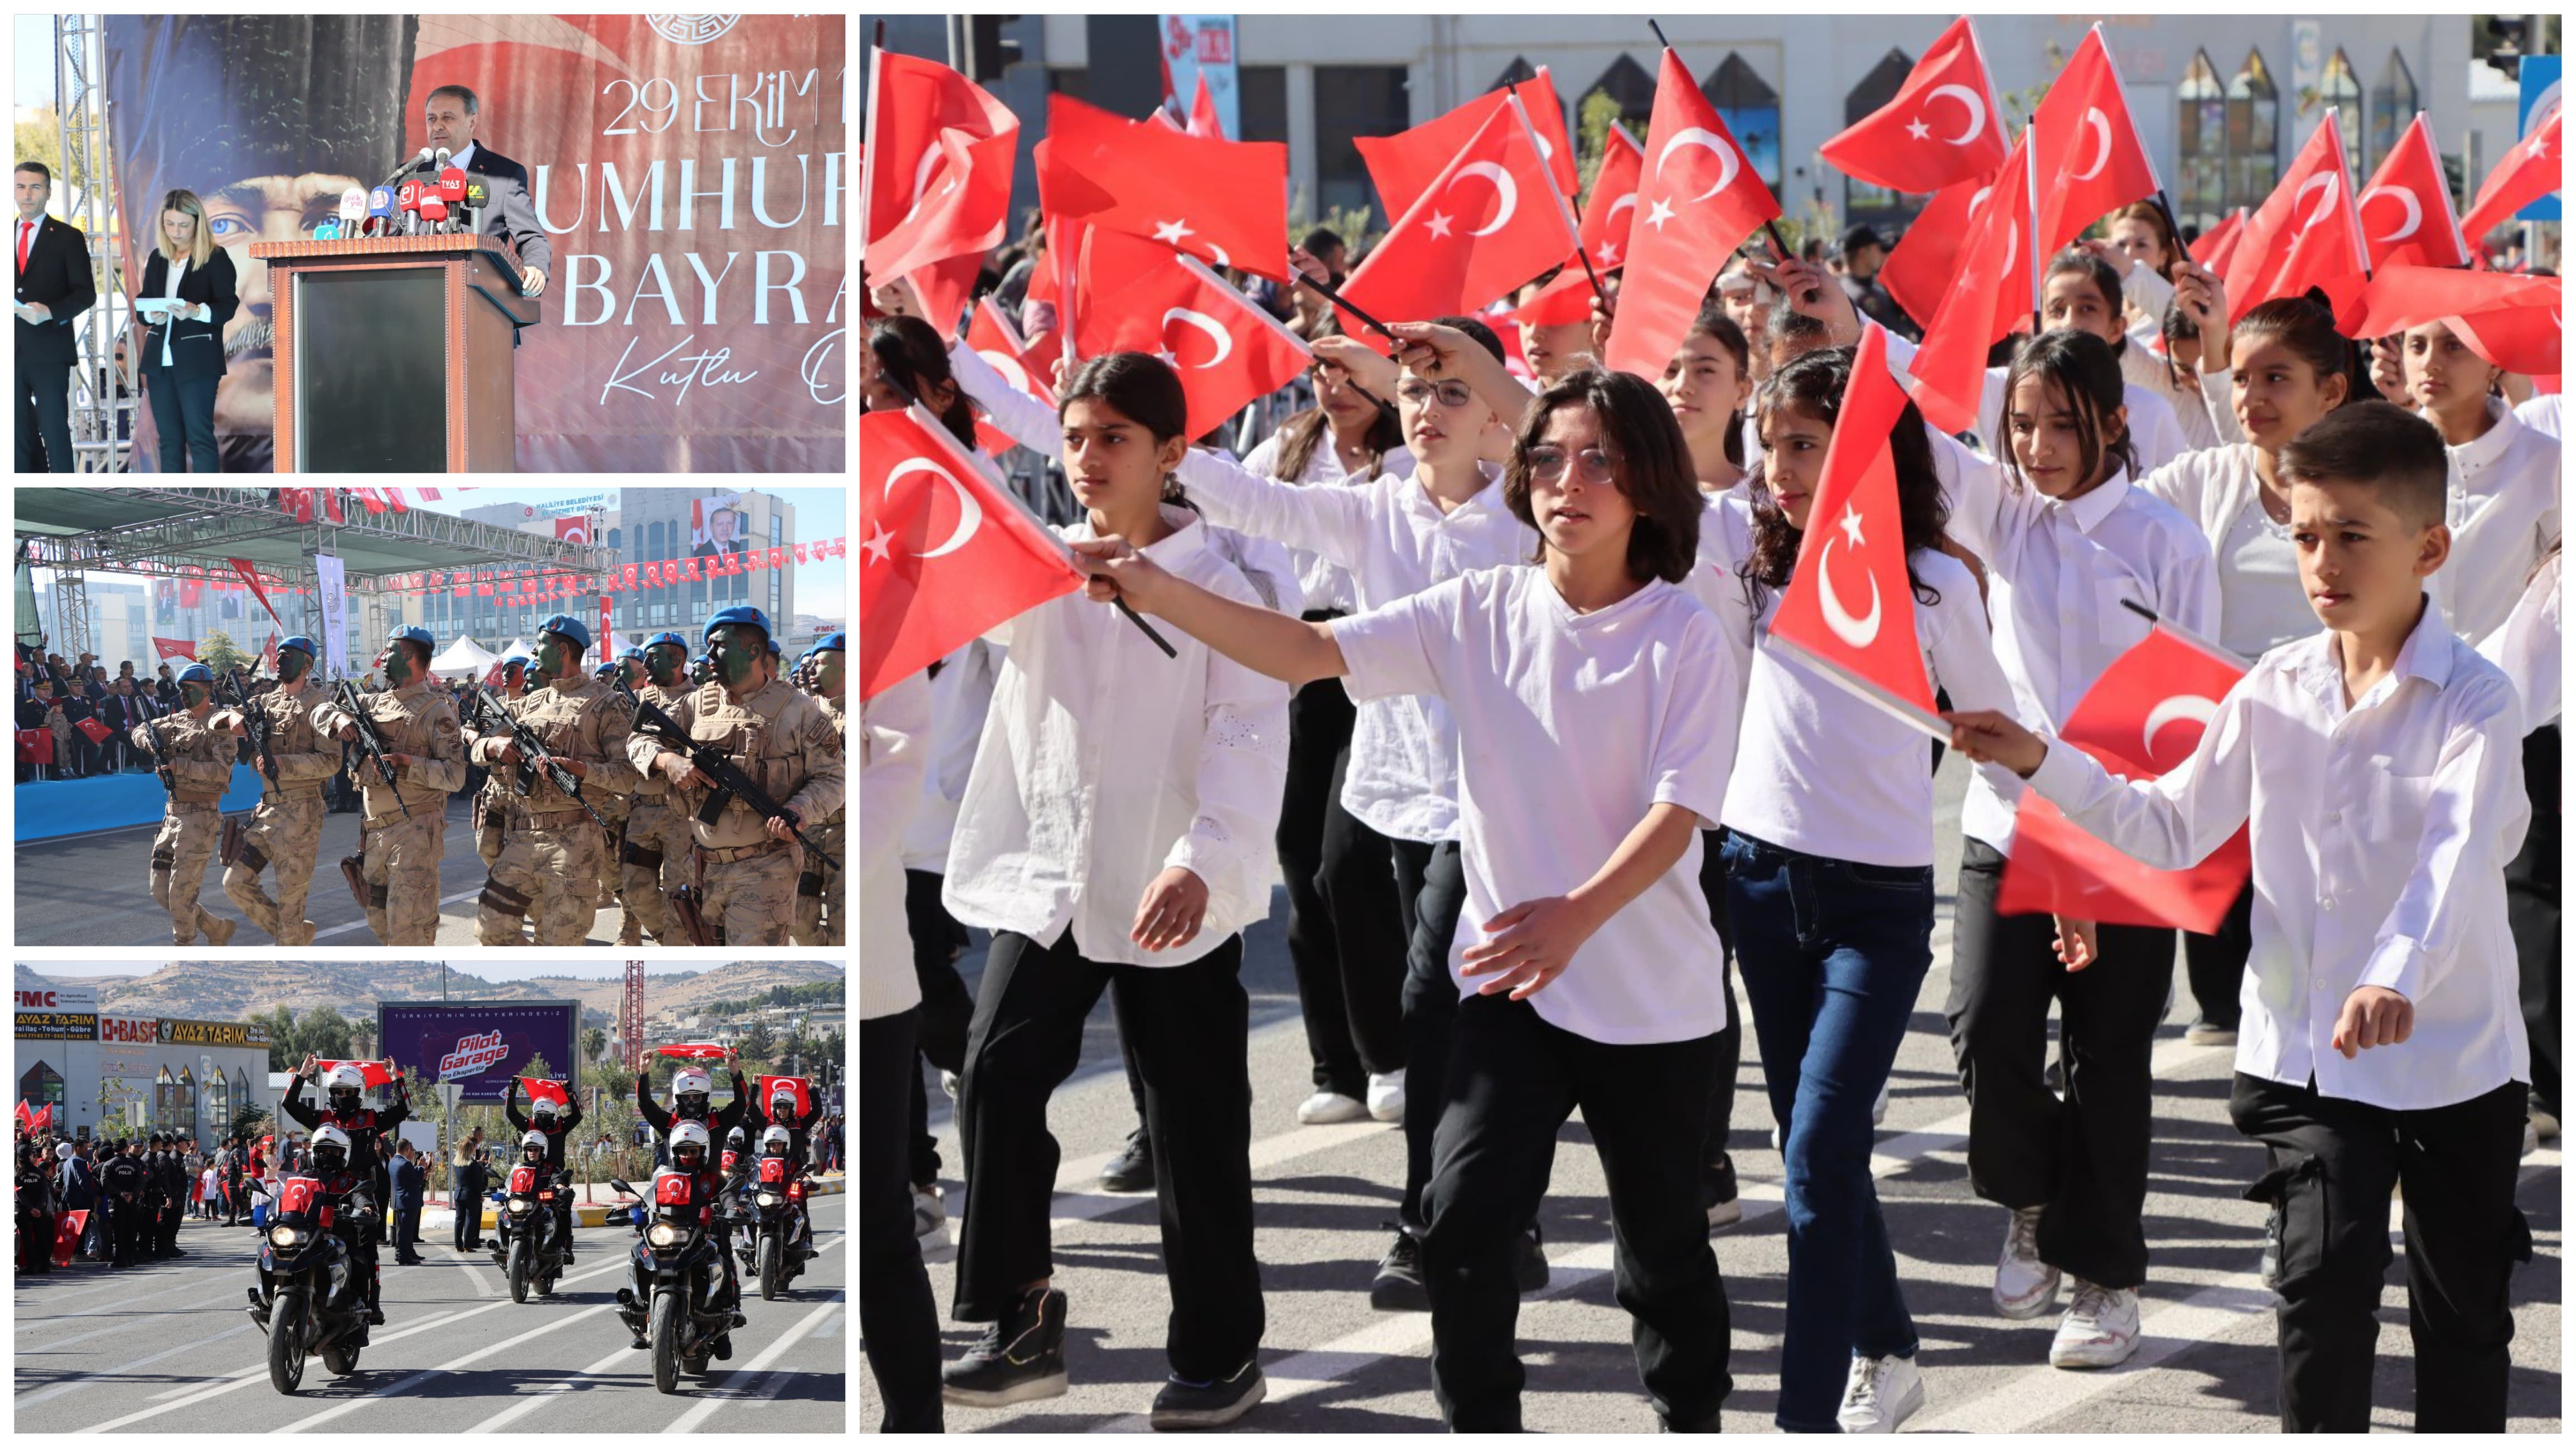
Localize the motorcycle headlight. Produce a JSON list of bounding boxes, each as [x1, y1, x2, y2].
[[647, 1223, 682, 1248], [269, 1225, 299, 1247], [755, 1191, 780, 1208], [509, 1197, 532, 1214]]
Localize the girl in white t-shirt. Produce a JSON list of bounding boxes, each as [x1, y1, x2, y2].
[[935, 352, 1289, 1431], [1077, 360, 1743, 1433]]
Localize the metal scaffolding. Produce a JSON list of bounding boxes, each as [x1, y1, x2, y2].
[[53, 13, 133, 474]]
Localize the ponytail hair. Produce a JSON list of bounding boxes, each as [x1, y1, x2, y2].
[[866, 316, 978, 448], [1686, 301, 1753, 468]]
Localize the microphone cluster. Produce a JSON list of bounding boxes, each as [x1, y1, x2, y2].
[[347, 147, 480, 238]]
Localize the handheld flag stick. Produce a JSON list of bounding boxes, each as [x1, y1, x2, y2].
[[1290, 268, 1401, 348], [1503, 66, 1611, 313]]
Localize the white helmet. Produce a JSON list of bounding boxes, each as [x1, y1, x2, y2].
[[309, 1124, 352, 1170], [668, 1119, 711, 1165], [520, 1129, 548, 1154], [531, 1094, 558, 1120], [671, 1068, 712, 1100], [760, 1124, 790, 1156]]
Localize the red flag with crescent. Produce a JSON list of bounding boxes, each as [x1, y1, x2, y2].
[[313, 1059, 398, 1088], [519, 1077, 570, 1108], [1600, 49, 1781, 379], [1072, 231, 1311, 440], [755, 1075, 813, 1119], [654, 1043, 732, 1062], [1820, 16, 2007, 194], [2357, 114, 2469, 271]]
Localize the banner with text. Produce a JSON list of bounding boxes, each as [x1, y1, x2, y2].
[[314, 554, 348, 678], [104, 14, 844, 474], [379, 999, 579, 1104]]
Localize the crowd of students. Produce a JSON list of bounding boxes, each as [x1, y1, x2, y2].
[[861, 196, 2559, 1433]]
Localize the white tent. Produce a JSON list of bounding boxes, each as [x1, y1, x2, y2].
[[429, 636, 499, 675], [497, 637, 534, 660]]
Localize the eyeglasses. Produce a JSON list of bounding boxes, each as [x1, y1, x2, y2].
[[1524, 446, 1623, 485], [1395, 379, 1477, 409]]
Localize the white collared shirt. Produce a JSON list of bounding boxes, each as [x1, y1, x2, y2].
[[899, 640, 1001, 873], [2432, 397, 2560, 645], [2139, 443, 2324, 659], [1332, 566, 1738, 1045], [1237, 431, 1417, 615], [1935, 443, 2221, 852], [1699, 491, 2023, 866], [2513, 393, 2560, 439], [2121, 323, 2223, 453], [1177, 447, 1537, 843], [2477, 548, 2560, 732], [452, 141, 480, 172], [2027, 595, 2531, 1110], [942, 508, 1289, 968], [859, 671, 932, 1021]]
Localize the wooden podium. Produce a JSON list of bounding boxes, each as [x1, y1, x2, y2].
[[247, 232, 540, 472]]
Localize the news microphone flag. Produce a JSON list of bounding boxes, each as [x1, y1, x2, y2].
[[313, 221, 339, 240], [338, 186, 365, 231], [366, 186, 393, 235], [419, 196, 449, 229]]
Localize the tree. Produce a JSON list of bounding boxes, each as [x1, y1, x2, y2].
[[12, 104, 108, 202], [199, 629, 252, 675], [738, 1020, 775, 1062], [229, 1103, 270, 1143], [260, 1006, 299, 1071], [583, 1025, 607, 1069], [294, 1004, 352, 1062]]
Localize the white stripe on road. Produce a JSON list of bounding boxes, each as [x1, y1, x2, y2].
[[308, 887, 482, 940], [1062, 1038, 2231, 1433], [660, 1286, 849, 1434], [12, 1322, 260, 1409], [274, 1302, 624, 1434], [462, 1342, 636, 1434], [1909, 1148, 2565, 1433], [15, 1267, 240, 1328]]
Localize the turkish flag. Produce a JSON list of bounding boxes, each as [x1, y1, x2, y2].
[[1185, 71, 1224, 139], [968, 294, 1057, 409], [1906, 129, 2036, 436], [1075, 231, 1313, 439], [1578, 122, 1645, 272], [1601, 50, 1782, 379], [313, 1059, 397, 1088], [1766, 326, 1937, 715], [867, 112, 1019, 292], [2189, 206, 2246, 273], [16, 730, 50, 765], [755, 1075, 813, 1119], [1820, 16, 2007, 194], [860, 405, 1086, 700], [1505, 267, 1598, 329], [655, 1042, 731, 1062], [2460, 107, 2563, 247], [1878, 167, 1999, 331], [862, 50, 1018, 257], [153, 635, 196, 660], [901, 252, 985, 344], [2222, 113, 2371, 329], [518, 1076, 570, 1108], [2358, 114, 2469, 271], [1998, 626, 2252, 930], [2031, 28, 2161, 258], [72, 716, 109, 745], [1355, 68, 1582, 223], [2349, 266, 2562, 378], [1042, 94, 1291, 282], [281, 487, 313, 524], [1335, 95, 1582, 348]]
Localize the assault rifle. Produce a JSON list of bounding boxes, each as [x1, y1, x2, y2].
[[627, 694, 840, 871], [221, 679, 281, 787], [468, 684, 610, 830], [334, 680, 410, 818]]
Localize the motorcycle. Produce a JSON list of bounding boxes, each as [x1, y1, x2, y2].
[[244, 1175, 375, 1393], [610, 1171, 744, 1394], [489, 1163, 571, 1302], [746, 1156, 811, 1300]]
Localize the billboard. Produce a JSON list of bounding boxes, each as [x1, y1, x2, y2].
[[378, 999, 578, 1104]]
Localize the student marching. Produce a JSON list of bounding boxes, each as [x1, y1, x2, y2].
[[862, 16, 2559, 1433]]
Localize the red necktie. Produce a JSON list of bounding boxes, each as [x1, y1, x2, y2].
[[16, 221, 28, 272]]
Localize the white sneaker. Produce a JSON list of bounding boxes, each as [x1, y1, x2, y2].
[[1366, 1071, 1407, 1123], [1872, 1081, 1889, 1126], [1992, 1206, 2060, 1319], [1837, 1351, 1925, 1432], [914, 1183, 950, 1250], [1296, 1090, 1368, 1126], [2049, 1279, 2141, 1368]]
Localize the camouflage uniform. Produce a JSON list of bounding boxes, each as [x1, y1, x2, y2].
[[468, 677, 639, 945], [626, 678, 845, 946], [216, 684, 340, 945], [136, 712, 236, 945], [790, 691, 847, 946], [309, 680, 467, 945], [616, 678, 695, 946]]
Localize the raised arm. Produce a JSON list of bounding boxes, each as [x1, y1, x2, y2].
[[1173, 444, 1374, 564], [945, 337, 1063, 456], [1072, 539, 1348, 689]]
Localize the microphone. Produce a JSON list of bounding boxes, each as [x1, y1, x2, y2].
[[462, 177, 490, 235], [381, 147, 434, 190], [417, 195, 450, 231], [313, 220, 339, 241], [365, 186, 394, 238], [438, 164, 467, 231], [337, 187, 365, 239], [396, 179, 424, 235]]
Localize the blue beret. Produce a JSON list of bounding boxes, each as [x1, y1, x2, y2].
[[814, 631, 844, 653], [177, 664, 214, 683], [538, 615, 591, 652], [645, 631, 688, 650], [277, 636, 317, 658], [390, 626, 434, 649], [703, 606, 771, 644]]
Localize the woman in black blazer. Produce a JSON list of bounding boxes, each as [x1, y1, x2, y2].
[[134, 189, 239, 473]]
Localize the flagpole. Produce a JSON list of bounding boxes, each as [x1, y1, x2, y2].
[[1649, 20, 1801, 282], [1291, 271, 1401, 347], [1768, 634, 1955, 745], [1506, 71, 1612, 313], [2025, 115, 2043, 338], [2116, 598, 2251, 670]]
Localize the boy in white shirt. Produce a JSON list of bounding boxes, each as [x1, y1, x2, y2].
[[1944, 402, 2534, 1432]]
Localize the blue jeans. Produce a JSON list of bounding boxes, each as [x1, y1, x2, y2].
[[1722, 830, 1931, 1432]]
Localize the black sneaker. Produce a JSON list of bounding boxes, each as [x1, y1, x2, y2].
[[941, 1286, 1070, 1408], [1516, 1223, 1549, 1293], [1098, 1128, 1155, 1194], [1369, 1229, 1428, 1312], [1149, 1359, 1266, 1429], [1702, 1153, 1742, 1230]]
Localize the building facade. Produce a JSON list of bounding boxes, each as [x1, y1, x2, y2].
[[881, 15, 2476, 245], [442, 488, 803, 650], [15, 980, 274, 1150]]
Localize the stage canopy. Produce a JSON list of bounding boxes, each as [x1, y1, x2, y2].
[[13, 487, 605, 587], [429, 636, 499, 675]]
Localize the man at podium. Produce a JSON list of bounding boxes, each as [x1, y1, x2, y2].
[[421, 84, 550, 315]]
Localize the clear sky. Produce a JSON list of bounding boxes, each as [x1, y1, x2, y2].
[[22, 960, 841, 981], [17, 16, 54, 108]]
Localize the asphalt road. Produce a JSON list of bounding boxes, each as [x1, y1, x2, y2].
[[15, 796, 656, 946], [869, 760, 2563, 1433], [14, 1195, 844, 1432]]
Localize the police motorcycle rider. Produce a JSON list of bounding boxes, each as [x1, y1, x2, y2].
[[746, 1079, 823, 1259], [615, 1118, 742, 1354], [249, 1123, 383, 1333], [281, 1055, 407, 1315], [627, 1053, 748, 1349], [502, 1076, 584, 1263]]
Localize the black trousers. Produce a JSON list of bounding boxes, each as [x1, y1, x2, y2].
[[2181, 881, 2255, 1031], [452, 1174, 482, 1248], [16, 352, 74, 472], [111, 1195, 145, 1264], [1947, 837, 2174, 1289], [2228, 1073, 2531, 1432], [157, 1195, 181, 1254], [901, 869, 974, 1185], [20, 1209, 55, 1271], [2509, 724, 2559, 1119], [1391, 838, 1478, 1233], [1282, 663, 1405, 1097], [1695, 828, 1744, 1162], [141, 365, 219, 472], [1421, 992, 1732, 1431], [861, 1007, 943, 1432], [953, 929, 1263, 1383], [224, 1171, 243, 1224]]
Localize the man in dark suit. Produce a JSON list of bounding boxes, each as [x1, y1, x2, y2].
[[15, 161, 95, 472], [389, 1145, 426, 1264], [422, 86, 549, 325]]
